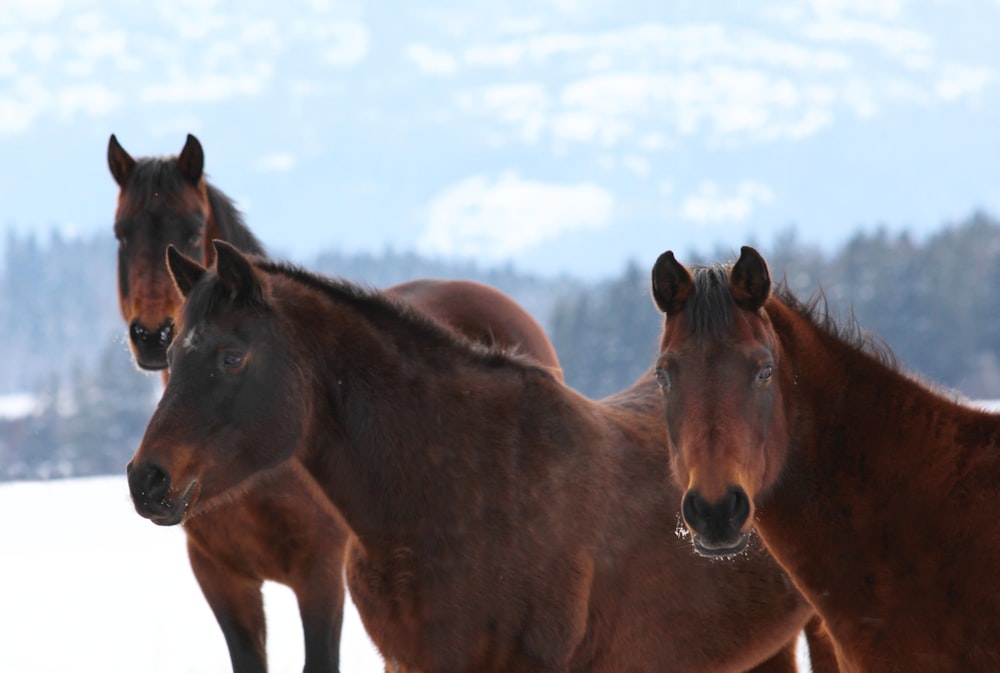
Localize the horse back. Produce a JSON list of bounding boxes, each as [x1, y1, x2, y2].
[[387, 278, 563, 381]]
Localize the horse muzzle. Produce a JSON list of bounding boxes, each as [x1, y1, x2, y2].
[[128, 318, 174, 370], [126, 461, 196, 526], [681, 486, 753, 558]]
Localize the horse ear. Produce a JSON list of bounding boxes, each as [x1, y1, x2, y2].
[[107, 134, 136, 187], [729, 246, 771, 311], [166, 245, 206, 299], [651, 250, 694, 316], [212, 240, 262, 303], [177, 134, 205, 186]]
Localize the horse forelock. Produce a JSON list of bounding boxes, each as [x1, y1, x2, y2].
[[115, 157, 205, 221], [682, 264, 736, 340]]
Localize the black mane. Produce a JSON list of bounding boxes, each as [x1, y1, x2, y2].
[[205, 184, 265, 256], [255, 259, 554, 378]]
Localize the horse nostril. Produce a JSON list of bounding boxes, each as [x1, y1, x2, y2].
[[129, 463, 171, 509], [157, 320, 174, 347], [727, 486, 751, 529], [129, 321, 151, 344], [682, 490, 710, 534], [682, 486, 751, 537], [143, 465, 170, 503]]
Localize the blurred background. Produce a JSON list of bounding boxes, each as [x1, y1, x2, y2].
[[5, 0, 1000, 479], [5, 0, 1000, 480]]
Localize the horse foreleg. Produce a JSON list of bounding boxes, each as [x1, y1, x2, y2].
[[187, 540, 268, 673], [290, 554, 347, 673]]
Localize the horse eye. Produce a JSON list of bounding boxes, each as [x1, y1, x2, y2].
[[220, 351, 245, 371], [653, 367, 671, 391], [756, 364, 773, 385], [117, 235, 128, 249]]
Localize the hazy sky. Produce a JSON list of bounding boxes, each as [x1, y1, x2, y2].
[[3, 0, 998, 277]]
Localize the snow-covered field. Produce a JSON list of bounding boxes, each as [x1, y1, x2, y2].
[[0, 476, 383, 673], [0, 476, 819, 673]]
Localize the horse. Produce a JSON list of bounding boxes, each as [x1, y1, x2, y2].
[[126, 240, 839, 673], [108, 134, 563, 673], [108, 134, 562, 379], [650, 245, 1000, 672]]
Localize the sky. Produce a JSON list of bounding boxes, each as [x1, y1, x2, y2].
[[2, 0, 999, 278]]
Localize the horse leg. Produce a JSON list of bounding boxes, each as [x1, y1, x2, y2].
[[289, 557, 346, 673], [801, 615, 841, 673], [187, 540, 268, 673]]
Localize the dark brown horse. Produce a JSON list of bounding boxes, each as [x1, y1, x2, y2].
[[108, 134, 562, 379], [651, 245, 1000, 672], [108, 135, 563, 673], [128, 241, 838, 673]]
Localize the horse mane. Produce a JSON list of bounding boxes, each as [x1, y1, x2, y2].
[[771, 282, 899, 371], [687, 264, 899, 371], [774, 283, 984, 407], [251, 259, 556, 379], [205, 184, 265, 256]]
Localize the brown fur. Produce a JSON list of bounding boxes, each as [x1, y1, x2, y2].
[[110, 135, 565, 673], [653, 245, 1000, 672], [129, 243, 837, 673]]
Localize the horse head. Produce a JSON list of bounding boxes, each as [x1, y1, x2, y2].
[[651, 246, 789, 557]]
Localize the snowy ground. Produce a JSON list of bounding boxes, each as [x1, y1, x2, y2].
[[0, 476, 383, 673], [0, 475, 815, 672]]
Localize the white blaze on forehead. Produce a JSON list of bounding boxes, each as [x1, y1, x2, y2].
[[181, 326, 202, 353]]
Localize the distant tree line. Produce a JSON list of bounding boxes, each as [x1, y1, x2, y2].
[[3, 210, 1000, 481], [550, 211, 1000, 399]]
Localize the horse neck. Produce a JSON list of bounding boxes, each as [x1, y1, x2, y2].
[[291, 287, 595, 548], [761, 297, 1000, 661], [205, 184, 266, 256]]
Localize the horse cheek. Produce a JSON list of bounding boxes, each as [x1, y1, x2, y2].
[[755, 386, 786, 495]]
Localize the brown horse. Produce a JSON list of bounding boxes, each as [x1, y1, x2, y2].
[[108, 134, 563, 673], [127, 241, 838, 673], [651, 245, 1000, 672], [108, 134, 562, 379]]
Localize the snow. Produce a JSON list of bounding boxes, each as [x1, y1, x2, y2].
[[0, 475, 813, 672], [0, 476, 383, 673]]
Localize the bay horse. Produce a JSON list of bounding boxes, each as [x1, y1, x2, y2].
[[108, 134, 562, 378], [108, 134, 563, 673], [128, 241, 837, 673], [651, 245, 1000, 672]]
